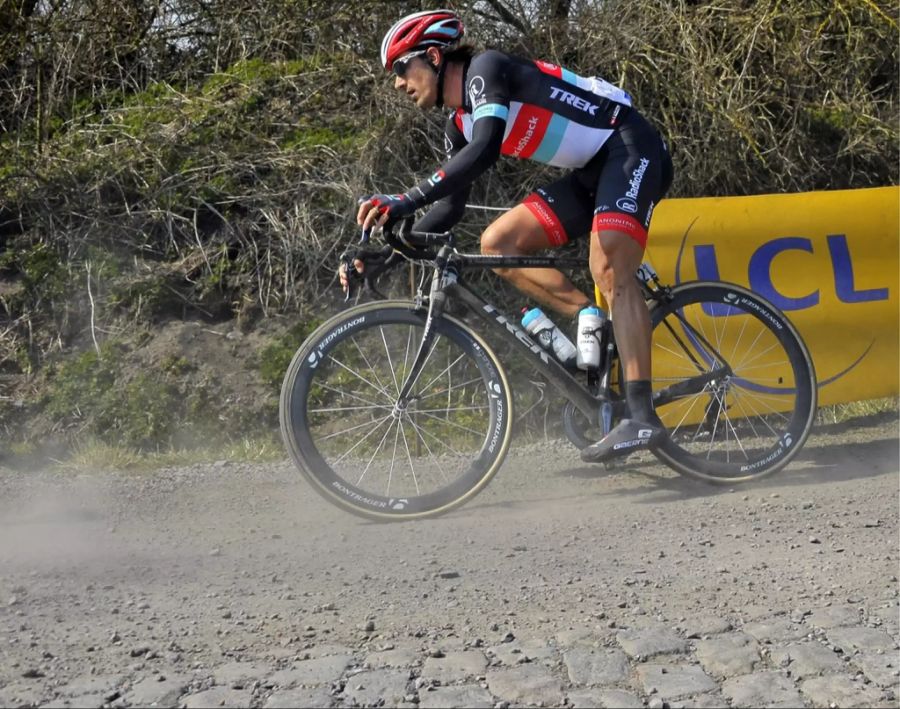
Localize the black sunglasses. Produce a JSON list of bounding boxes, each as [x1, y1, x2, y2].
[[392, 51, 427, 78]]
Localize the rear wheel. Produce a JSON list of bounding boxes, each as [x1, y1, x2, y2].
[[280, 301, 513, 520], [649, 282, 816, 482]]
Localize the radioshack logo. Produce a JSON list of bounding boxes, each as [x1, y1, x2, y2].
[[512, 116, 540, 157], [616, 198, 638, 214], [428, 170, 446, 187], [626, 158, 650, 199]]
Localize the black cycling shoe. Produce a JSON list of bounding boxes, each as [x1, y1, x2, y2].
[[580, 418, 665, 463]]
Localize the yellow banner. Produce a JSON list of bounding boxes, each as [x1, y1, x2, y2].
[[645, 186, 899, 406]]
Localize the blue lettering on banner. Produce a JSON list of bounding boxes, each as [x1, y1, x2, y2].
[[693, 245, 720, 281], [748, 237, 819, 311], [675, 229, 887, 394], [827, 234, 890, 303], [690, 234, 888, 316]]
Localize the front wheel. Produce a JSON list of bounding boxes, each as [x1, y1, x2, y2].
[[280, 300, 513, 521], [649, 282, 817, 483]]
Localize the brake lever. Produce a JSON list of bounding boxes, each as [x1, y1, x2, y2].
[[341, 250, 364, 303], [363, 274, 387, 300], [362, 250, 403, 300], [342, 240, 397, 302]]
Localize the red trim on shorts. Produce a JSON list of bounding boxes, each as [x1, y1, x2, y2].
[[592, 212, 648, 248], [524, 193, 568, 246]]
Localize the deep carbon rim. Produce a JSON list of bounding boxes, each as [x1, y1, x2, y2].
[[280, 302, 513, 520]]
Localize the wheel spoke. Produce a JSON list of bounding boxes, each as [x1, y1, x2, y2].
[[314, 415, 394, 443], [415, 376, 485, 402], [414, 351, 469, 399], [329, 413, 394, 465], [417, 410, 487, 439], [356, 417, 399, 487], [398, 417, 421, 495], [351, 332, 393, 398], [651, 284, 813, 481], [403, 413, 472, 461], [400, 417, 452, 484], [311, 380, 392, 411], [327, 353, 395, 400]]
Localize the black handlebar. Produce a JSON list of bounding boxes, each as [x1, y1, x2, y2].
[[342, 216, 456, 302], [383, 217, 455, 258]]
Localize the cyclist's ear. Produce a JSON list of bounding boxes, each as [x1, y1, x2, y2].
[[426, 46, 442, 68]]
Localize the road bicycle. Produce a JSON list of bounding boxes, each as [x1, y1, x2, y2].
[[280, 219, 817, 521]]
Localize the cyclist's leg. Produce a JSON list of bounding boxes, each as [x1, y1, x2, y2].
[[480, 176, 593, 319], [591, 228, 650, 380], [582, 112, 674, 462]]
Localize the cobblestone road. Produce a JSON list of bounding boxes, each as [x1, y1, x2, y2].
[[1, 415, 897, 708]]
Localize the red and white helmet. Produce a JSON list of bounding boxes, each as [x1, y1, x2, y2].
[[380, 9, 465, 72]]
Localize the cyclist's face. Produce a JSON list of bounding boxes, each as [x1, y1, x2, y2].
[[392, 54, 438, 109]]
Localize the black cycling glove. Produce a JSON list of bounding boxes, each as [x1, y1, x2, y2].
[[365, 193, 419, 226]]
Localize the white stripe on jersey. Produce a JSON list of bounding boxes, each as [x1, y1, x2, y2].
[[590, 77, 632, 106], [547, 123, 613, 168]]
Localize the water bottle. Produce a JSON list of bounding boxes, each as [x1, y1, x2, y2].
[[576, 305, 606, 370], [521, 307, 577, 366]]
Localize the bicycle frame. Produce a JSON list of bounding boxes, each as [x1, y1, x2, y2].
[[382, 241, 736, 434], [393, 247, 618, 425]]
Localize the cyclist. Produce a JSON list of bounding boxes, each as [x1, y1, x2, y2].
[[345, 9, 673, 463]]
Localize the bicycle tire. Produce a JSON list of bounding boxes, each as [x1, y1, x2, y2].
[[649, 281, 817, 482], [280, 300, 513, 521]]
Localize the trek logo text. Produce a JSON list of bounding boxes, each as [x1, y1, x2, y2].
[[549, 87, 598, 115]]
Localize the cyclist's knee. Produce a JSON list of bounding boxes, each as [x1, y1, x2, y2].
[[591, 262, 617, 301], [591, 230, 643, 295], [480, 223, 516, 256], [481, 225, 519, 278], [591, 255, 639, 304]]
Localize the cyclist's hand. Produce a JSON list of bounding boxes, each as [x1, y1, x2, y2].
[[357, 193, 416, 231], [338, 258, 364, 294]]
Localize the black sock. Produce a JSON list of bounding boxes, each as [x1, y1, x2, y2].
[[625, 380, 658, 424]]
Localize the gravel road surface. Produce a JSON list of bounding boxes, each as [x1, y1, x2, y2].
[[1, 413, 898, 708]]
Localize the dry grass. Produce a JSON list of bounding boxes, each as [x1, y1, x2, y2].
[[816, 396, 899, 425], [0, 0, 896, 453], [50, 435, 285, 473]]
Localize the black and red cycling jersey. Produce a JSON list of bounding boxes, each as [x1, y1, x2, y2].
[[411, 49, 673, 247]]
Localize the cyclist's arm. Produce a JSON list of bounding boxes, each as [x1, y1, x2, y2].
[[407, 118, 504, 208], [412, 115, 473, 233], [413, 188, 470, 233]]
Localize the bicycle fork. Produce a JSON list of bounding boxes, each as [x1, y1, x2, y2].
[[392, 258, 457, 408]]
